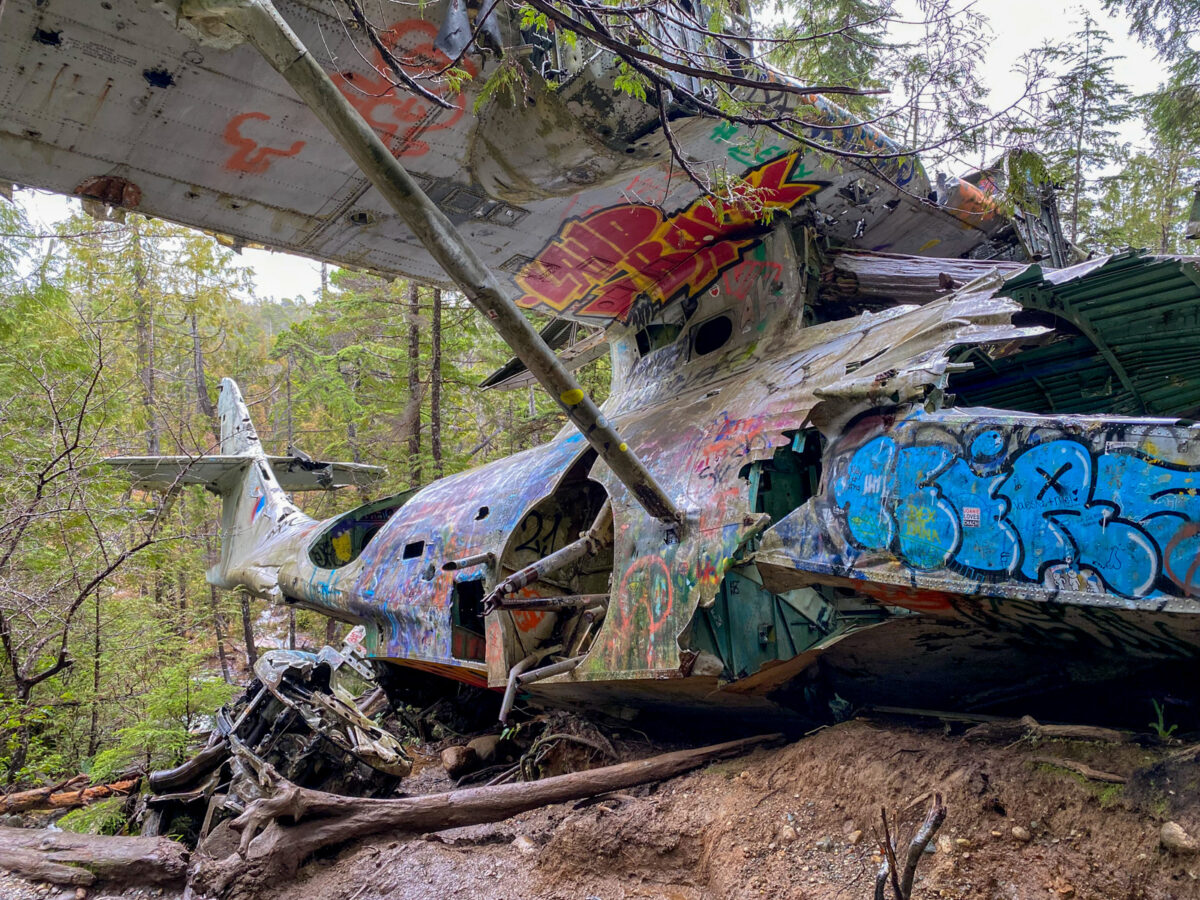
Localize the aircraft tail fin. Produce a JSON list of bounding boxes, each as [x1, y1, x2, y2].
[[218, 378, 264, 455], [105, 378, 385, 599], [105, 379, 385, 493]]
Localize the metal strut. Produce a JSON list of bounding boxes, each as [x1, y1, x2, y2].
[[180, 0, 682, 525]]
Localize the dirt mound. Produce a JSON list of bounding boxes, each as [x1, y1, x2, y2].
[[238, 717, 1200, 900]]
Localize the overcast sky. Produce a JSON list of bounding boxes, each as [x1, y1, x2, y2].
[[13, 0, 1169, 302]]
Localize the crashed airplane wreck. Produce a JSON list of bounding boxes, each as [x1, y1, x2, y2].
[[4, 0, 1200, 830]]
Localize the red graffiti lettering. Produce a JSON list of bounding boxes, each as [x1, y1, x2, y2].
[[517, 153, 821, 321], [335, 20, 476, 158], [222, 112, 306, 174]]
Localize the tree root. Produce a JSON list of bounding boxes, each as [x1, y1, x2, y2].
[[188, 733, 781, 900]]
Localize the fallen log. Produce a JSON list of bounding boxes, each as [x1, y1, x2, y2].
[[0, 826, 188, 887], [191, 733, 781, 899], [0, 776, 140, 814]]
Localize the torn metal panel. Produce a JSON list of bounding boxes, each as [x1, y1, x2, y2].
[[817, 251, 1027, 317], [479, 320, 607, 391], [948, 253, 1200, 417]]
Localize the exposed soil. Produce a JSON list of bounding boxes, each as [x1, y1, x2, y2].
[[7, 716, 1200, 899], [248, 717, 1200, 900]]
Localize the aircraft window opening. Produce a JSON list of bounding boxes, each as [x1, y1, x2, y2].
[[496, 449, 615, 670], [738, 429, 825, 535], [451, 579, 487, 661], [634, 322, 683, 357], [693, 429, 832, 681], [402, 540, 424, 559], [476, 506, 490, 520], [307, 492, 411, 568], [693, 315, 733, 357]]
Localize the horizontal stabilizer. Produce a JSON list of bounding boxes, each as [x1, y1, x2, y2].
[[106, 456, 385, 492]]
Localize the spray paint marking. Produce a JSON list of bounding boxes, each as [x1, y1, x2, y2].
[[514, 152, 822, 322], [334, 20, 476, 159], [222, 112, 306, 174], [836, 431, 1200, 599]]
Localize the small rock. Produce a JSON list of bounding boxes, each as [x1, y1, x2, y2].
[[738, 770, 750, 780], [468, 734, 504, 765], [923, 841, 936, 854], [441, 745, 480, 778], [937, 835, 954, 855], [1161, 821, 1199, 855], [954, 838, 971, 849], [512, 835, 537, 855], [75, 890, 87, 900], [848, 829, 863, 845], [1012, 826, 1032, 842], [990, 830, 1003, 838], [815, 837, 834, 852], [776, 825, 798, 844], [1056, 886, 1075, 898]]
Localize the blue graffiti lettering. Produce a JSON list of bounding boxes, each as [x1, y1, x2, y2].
[[834, 432, 1200, 600]]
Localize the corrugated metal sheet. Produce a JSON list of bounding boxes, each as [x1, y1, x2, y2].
[[949, 252, 1200, 418]]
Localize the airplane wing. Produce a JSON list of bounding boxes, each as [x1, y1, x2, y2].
[[108, 455, 386, 492], [0, 0, 1012, 329]]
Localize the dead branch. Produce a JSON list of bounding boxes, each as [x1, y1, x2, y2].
[[0, 826, 187, 888], [190, 733, 781, 899], [1031, 756, 1127, 784], [874, 793, 946, 900], [964, 715, 1133, 745], [0, 775, 139, 814]]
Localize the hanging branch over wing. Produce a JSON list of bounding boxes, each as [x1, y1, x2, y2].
[[330, 0, 1056, 207]]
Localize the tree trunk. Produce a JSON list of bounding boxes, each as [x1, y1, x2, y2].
[[0, 826, 186, 888], [131, 223, 159, 455], [407, 282, 422, 485], [430, 287, 442, 478], [211, 585, 232, 683], [191, 734, 780, 898], [88, 592, 101, 757], [191, 310, 217, 426], [240, 593, 257, 668], [1070, 23, 1090, 245]]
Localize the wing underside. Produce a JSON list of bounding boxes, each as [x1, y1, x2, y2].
[[1, 0, 1010, 328], [108, 455, 385, 492]]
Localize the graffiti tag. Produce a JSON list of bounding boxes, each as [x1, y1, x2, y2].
[[222, 112, 306, 174], [515, 152, 822, 321], [835, 428, 1200, 600]]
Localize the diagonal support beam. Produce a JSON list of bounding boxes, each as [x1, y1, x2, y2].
[[181, 0, 681, 523]]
